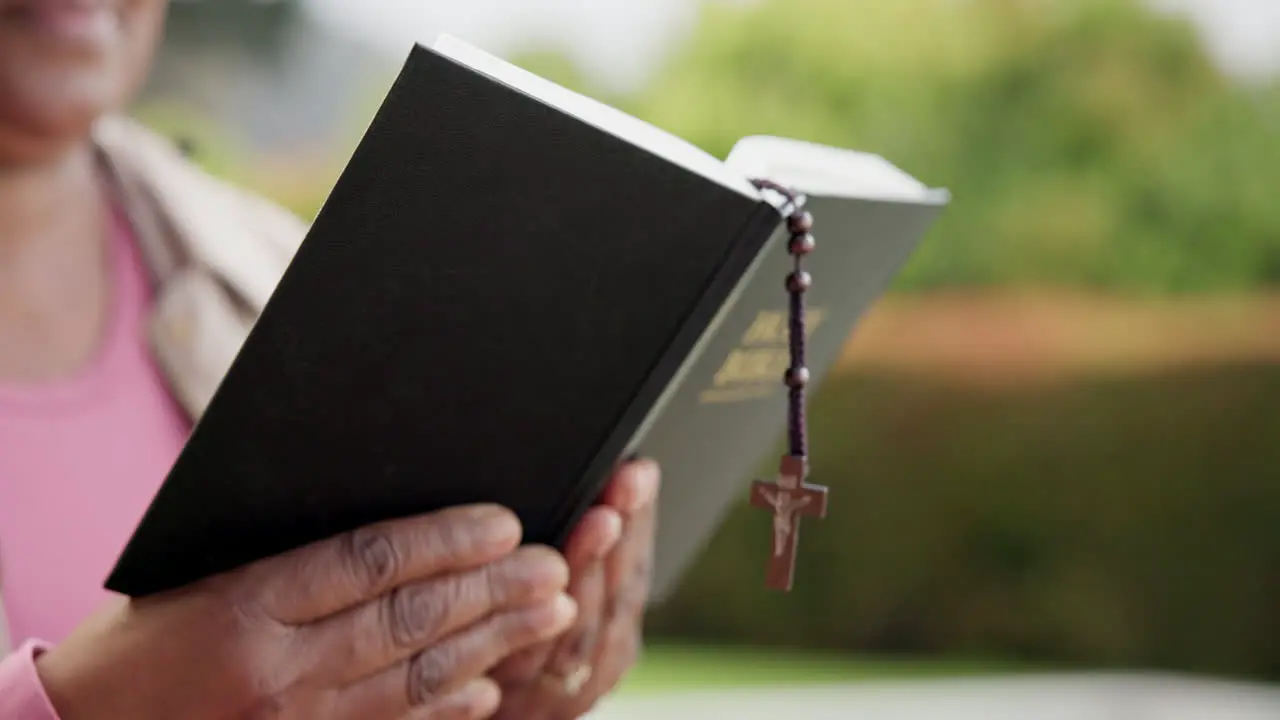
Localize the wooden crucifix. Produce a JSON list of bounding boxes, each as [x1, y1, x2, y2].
[[750, 455, 828, 591], [745, 180, 830, 592]]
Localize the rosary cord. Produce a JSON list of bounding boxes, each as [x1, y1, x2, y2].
[[750, 178, 812, 460], [787, 254, 808, 458]]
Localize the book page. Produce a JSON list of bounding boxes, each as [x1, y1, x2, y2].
[[432, 34, 760, 200], [725, 135, 949, 204]]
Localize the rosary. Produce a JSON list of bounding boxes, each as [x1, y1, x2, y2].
[[747, 179, 830, 592]]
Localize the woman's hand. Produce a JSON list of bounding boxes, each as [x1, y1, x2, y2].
[[36, 504, 576, 720], [489, 459, 659, 720]]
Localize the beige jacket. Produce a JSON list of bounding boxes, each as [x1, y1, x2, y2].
[[0, 116, 306, 654], [92, 114, 308, 418]]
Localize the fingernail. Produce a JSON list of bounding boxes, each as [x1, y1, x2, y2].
[[458, 678, 501, 716], [549, 593, 578, 630], [524, 593, 578, 638], [479, 508, 522, 546], [625, 464, 660, 513], [515, 547, 570, 592], [593, 512, 624, 560], [638, 465, 660, 504]]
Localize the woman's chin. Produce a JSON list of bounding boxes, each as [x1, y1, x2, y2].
[[0, 87, 116, 163]]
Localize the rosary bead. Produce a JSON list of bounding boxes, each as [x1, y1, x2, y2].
[[787, 211, 814, 235], [786, 271, 812, 293], [785, 367, 810, 388], [788, 233, 816, 256]]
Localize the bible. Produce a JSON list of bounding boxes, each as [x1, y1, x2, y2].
[[105, 35, 949, 599]]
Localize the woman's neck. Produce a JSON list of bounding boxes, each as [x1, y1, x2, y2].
[[0, 145, 103, 257], [0, 143, 114, 383]]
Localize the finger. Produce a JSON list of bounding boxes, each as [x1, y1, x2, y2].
[[544, 558, 607, 679], [563, 507, 623, 567], [489, 555, 606, 686], [522, 507, 611, 676], [299, 546, 569, 685], [401, 678, 501, 720], [584, 601, 644, 702], [551, 506, 652, 712], [598, 459, 660, 517], [252, 504, 522, 623], [550, 528, 653, 720], [333, 594, 577, 720], [493, 601, 633, 720], [485, 508, 617, 686], [604, 500, 655, 622]]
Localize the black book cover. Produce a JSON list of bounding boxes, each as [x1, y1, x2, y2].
[[105, 45, 783, 597]]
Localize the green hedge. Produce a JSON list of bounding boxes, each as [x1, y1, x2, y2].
[[646, 362, 1280, 680]]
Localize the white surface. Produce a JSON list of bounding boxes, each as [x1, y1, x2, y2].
[[726, 135, 946, 203], [589, 675, 1280, 720]]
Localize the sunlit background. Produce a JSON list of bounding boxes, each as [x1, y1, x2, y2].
[[144, 1, 1280, 717]]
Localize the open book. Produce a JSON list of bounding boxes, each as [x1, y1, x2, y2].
[[432, 35, 945, 206], [104, 35, 949, 600]]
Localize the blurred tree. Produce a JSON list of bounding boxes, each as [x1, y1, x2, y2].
[[161, 0, 304, 60], [518, 0, 1280, 294]]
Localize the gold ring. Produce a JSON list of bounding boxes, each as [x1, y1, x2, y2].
[[539, 663, 592, 696]]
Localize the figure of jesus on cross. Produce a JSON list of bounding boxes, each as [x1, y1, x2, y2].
[[750, 455, 828, 591]]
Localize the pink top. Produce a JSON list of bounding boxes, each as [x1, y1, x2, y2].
[[0, 210, 191, 718]]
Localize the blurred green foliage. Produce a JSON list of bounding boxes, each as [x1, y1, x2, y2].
[[149, 0, 1280, 295], [518, 0, 1280, 294], [161, 0, 303, 59], [647, 362, 1280, 680]]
